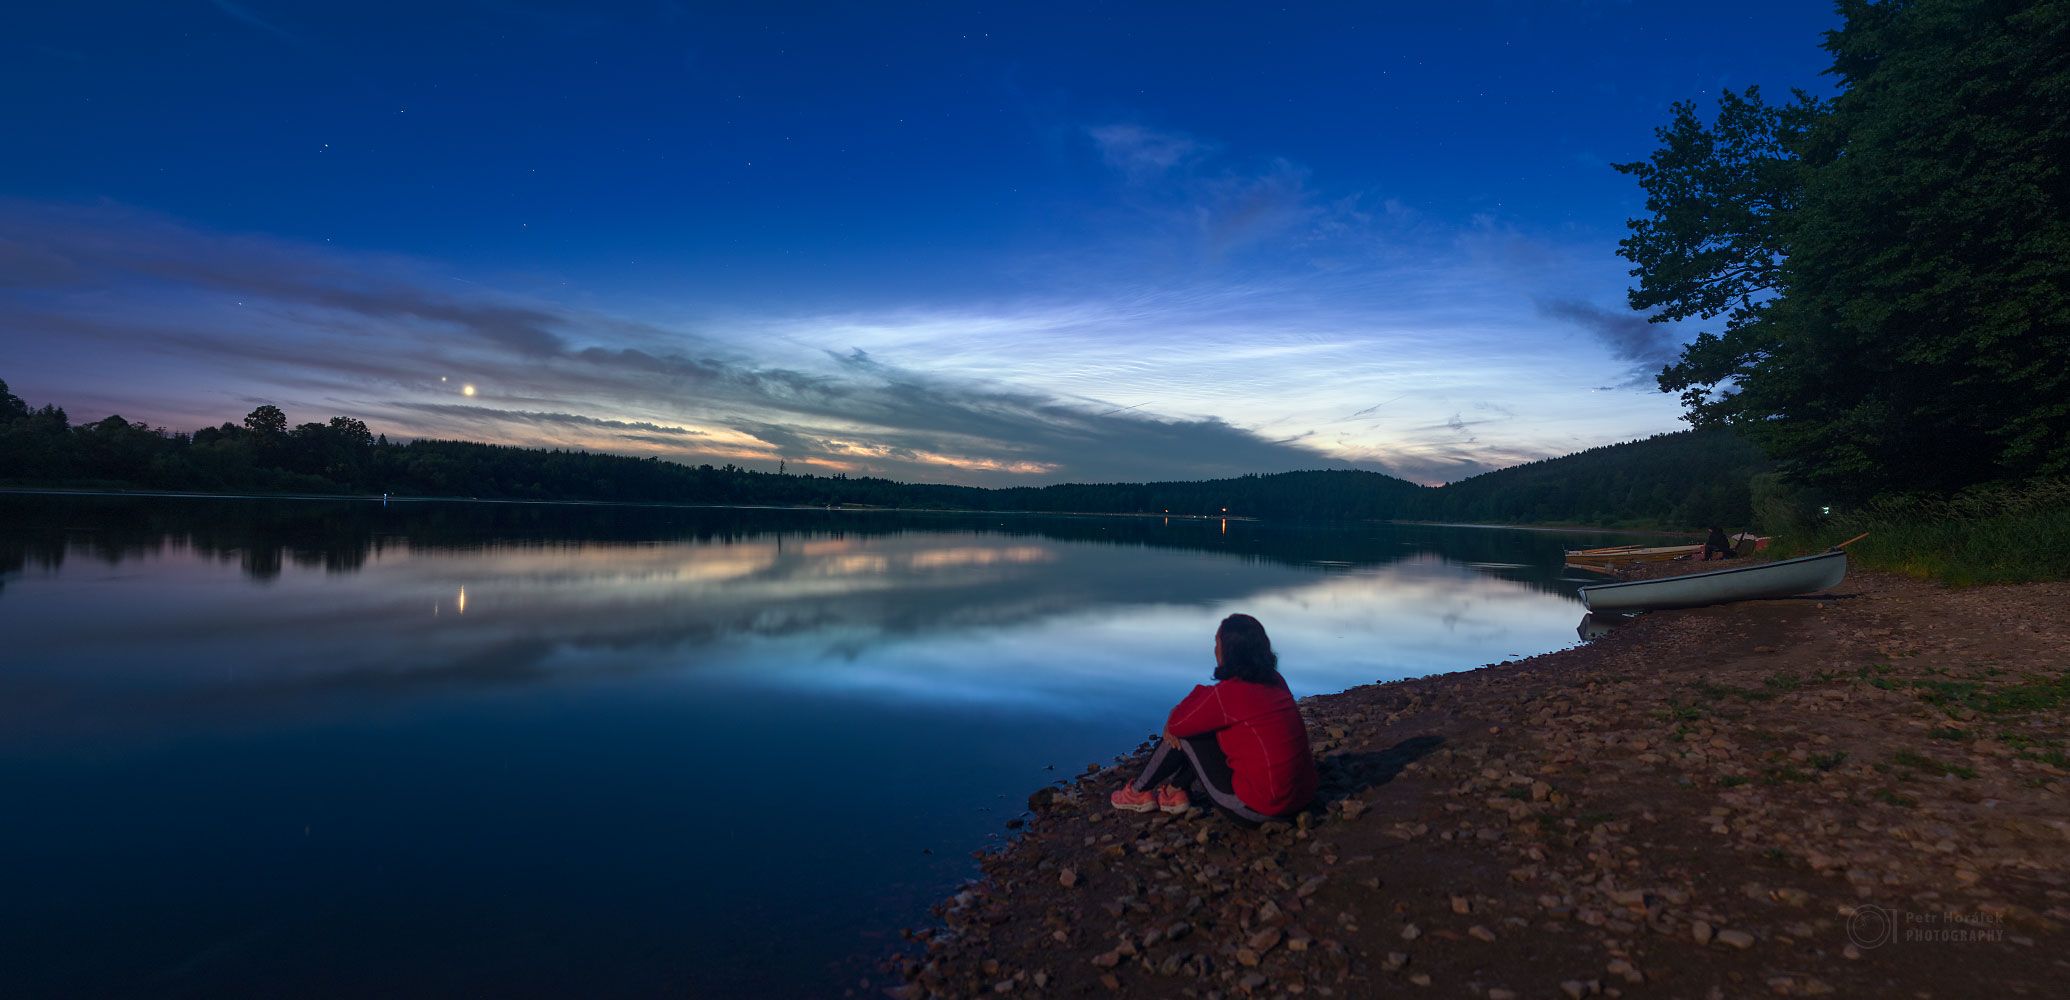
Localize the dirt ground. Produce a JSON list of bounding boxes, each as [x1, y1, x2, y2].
[[872, 569, 2070, 998]]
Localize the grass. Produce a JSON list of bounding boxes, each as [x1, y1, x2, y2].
[[1894, 672, 2070, 717], [1893, 749, 1977, 780], [1763, 673, 1803, 692], [1659, 702, 1705, 722], [1873, 788, 1919, 808], [1810, 750, 1850, 771], [1910, 679, 1984, 714], [1718, 775, 1752, 788], [1693, 680, 1774, 703], [1981, 674, 2070, 714], [1774, 480, 2070, 585]]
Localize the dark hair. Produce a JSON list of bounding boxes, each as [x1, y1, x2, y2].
[[1214, 613, 1281, 684]]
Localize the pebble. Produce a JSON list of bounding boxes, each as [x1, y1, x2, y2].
[[886, 573, 2070, 1000], [1715, 929, 1756, 950]]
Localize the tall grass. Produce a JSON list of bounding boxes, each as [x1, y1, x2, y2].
[[1774, 480, 2070, 585]]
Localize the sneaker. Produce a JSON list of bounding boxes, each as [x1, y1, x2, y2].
[[1157, 786, 1191, 815], [1109, 785, 1158, 813]]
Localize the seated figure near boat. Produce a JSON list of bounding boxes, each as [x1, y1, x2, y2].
[[1702, 526, 1737, 561], [1111, 613, 1319, 823]]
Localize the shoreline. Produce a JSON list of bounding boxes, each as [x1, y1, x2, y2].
[[6, 487, 1700, 536], [0, 486, 1264, 522], [877, 570, 2070, 998]]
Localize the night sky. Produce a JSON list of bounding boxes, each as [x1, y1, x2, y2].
[[2, 2, 1840, 485]]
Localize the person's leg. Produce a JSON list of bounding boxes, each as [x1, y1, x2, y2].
[[1176, 735, 1277, 824], [1130, 739, 1199, 793]]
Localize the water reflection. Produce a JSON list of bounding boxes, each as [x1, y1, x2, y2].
[[0, 494, 1651, 997], [1576, 611, 1643, 641], [0, 494, 1634, 590], [0, 497, 1645, 739]]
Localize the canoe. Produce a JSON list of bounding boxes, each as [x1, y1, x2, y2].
[[1578, 550, 1847, 612], [1563, 543, 1701, 564], [1564, 533, 1770, 565]]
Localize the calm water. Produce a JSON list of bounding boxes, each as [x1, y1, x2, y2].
[[0, 494, 1639, 998]]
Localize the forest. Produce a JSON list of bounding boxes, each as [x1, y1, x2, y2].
[[1619, 0, 2066, 502], [1609, 0, 2068, 581], [0, 379, 1764, 531]]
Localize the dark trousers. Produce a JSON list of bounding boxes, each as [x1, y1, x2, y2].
[[1130, 735, 1275, 824]]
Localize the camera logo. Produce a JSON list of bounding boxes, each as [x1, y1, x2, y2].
[[1848, 904, 1894, 949]]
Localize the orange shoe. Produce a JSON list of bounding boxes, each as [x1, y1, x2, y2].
[[1110, 785, 1158, 813], [1157, 786, 1191, 815]]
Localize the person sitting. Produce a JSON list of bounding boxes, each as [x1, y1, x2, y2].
[[1702, 526, 1736, 561], [1110, 613, 1319, 823]]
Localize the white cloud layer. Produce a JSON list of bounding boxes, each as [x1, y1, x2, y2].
[[1, 163, 1688, 486]]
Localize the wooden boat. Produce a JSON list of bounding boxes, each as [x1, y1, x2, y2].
[[1578, 549, 1846, 612], [1564, 533, 1769, 566], [1563, 542, 1701, 564]]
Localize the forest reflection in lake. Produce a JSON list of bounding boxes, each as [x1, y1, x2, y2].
[[0, 494, 1642, 997]]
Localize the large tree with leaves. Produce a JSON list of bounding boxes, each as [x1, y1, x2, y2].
[[1623, 0, 2070, 500]]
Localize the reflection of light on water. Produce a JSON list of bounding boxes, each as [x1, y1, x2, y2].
[[714, 560, 1588, 712], [817, 554, 891, 577], [14, 525, 1598, 727], [907, 546, 1051, 570]]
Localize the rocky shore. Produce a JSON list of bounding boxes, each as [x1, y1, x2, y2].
[[876, 571, 2070, 998]]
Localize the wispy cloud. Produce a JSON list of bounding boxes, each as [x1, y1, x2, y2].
[[208, 0, 299, 43], [1537, 298, 1683, 386], [1087, 124, 1207, 178], [0, 201, 1382, 485], [3, 83, 1698, 491]]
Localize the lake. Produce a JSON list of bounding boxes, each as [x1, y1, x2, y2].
[[0, 494, 1640, 997]]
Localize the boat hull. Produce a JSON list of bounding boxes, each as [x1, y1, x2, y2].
[[1579, 550, 1847, 612]]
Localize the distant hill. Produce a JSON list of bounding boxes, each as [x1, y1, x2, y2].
[[1409, 427, 1770, 529], [0, 378, 1766, 529]]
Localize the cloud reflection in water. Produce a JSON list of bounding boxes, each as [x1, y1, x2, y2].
[[2, 518, 1590, 737]]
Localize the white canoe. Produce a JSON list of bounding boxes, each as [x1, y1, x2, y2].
[[1578, 550, 1847, 612]]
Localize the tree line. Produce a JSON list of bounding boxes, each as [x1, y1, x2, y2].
[[0, 378, 1763, 530], [1619, 0, 2067, 503]]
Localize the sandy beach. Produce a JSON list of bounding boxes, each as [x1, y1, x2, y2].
[[877, 569, 2070, 998]]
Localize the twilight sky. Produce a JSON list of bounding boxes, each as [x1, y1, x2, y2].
[[0, 2, 1839, 485]]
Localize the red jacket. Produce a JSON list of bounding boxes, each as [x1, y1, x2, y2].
[[1165, 676, 1318, 816]]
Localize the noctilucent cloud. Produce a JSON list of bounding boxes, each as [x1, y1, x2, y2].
[[1, 2, 1839, 485]]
